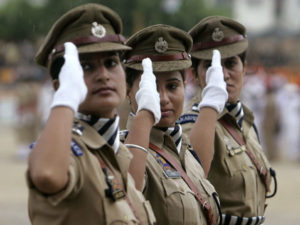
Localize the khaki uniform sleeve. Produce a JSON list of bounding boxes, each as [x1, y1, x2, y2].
[[47, 155, 84, 206], [27, 155, 84, 206]]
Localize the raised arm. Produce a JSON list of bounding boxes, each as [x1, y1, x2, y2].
[[28, 42, 87, 194], [189, 50, 228, 176], [125, 58, 161, 190]]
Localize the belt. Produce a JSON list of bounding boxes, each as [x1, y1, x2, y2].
[[222, 214, 265, 225]]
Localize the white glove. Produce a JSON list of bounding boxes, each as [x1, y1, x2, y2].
[[198, 49, 228, 113], [51, 42, 87, 112], [135, 58, 161, 124]]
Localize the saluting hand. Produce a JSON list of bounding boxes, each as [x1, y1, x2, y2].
[[51, 42, 87, 112], [198, 49, 228, 113], [135, 58, 161, 124]]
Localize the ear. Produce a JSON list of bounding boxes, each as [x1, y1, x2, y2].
[[189, 67, 201, 86], [242, 60, 248, 76], [52, 79, 59, 91]]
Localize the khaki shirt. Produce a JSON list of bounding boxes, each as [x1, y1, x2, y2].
[[27, 120, 156, 225], [181, 100, 272, 218], [122, 116, 220, 225]]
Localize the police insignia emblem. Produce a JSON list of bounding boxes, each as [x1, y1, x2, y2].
[[155, 153, 181, 178], [91, 21, 106, 38], [155, 37, 168, 53], [212, 27, 224, 42]]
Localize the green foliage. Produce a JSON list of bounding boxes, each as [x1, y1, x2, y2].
[[0, 0, 231, 41]]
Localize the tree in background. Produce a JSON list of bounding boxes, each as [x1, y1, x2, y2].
[[0, 0, 230, 41]]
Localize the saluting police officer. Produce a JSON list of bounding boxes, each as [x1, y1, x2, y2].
[[27, 4, 156, 225], [179, 16, 277, 225], [120, 24, 228, 225]]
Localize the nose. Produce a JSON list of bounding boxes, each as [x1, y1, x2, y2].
[[223, 67, 230, 81], [95, 64, 109, 82], [159, 87, 169, 106]]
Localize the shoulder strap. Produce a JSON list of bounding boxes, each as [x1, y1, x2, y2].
[[219, 118, 270, 192], [94, 153, 144, 225], [149, 143, 215, 225]]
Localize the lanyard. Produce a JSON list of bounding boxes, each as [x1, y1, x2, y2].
[[149, 143, 216, 225]]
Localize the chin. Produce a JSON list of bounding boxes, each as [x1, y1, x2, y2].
[[156, 118, 176, 128]]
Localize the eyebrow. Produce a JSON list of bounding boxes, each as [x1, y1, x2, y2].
[[166, 77, 182, 82]]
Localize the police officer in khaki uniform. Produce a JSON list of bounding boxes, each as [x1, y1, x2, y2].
[[120, 24, 229, 225], [27, 4, 156, 225], [179, 16, 277, 225]]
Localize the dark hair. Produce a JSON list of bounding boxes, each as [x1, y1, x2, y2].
[[125, 67, 142, 88], [125, 67, 186, 88], [50, 56, 65, 80]]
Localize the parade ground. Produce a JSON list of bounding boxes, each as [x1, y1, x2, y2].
[[1, 125, 300, 225]]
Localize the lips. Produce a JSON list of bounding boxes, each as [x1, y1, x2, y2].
[[92, 86, 115, 95], [161, 109, 173, 117], [226, 83, 234, 89]]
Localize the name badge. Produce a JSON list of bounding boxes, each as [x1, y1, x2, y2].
[[163, 169, 182, 178], [228, 145, 246, 156]]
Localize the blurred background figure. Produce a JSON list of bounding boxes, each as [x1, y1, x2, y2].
[[276, 82, 300, 161], [262, 84, 281, 161], [14, 77, 40, 159], [37, 76, 53, 129], [241, 70, 266, 144]]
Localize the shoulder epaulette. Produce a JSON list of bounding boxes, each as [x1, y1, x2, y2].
[[71, 140, 83, 156], [177, 114, 198, 124]]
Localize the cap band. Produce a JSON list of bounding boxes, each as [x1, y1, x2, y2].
[[49, 34, 126, 60], [192, 35, 245, 51], [126, 52, 189, 64]]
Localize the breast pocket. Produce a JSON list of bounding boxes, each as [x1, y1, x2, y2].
[[103, 198, 139, 225], [161, 178, 201, 225], [225, 155, 256, 200]]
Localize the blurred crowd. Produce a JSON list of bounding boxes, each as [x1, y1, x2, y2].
[[0, 40, 53, 159], [0, 39, 300, 162], [241, 67, 300, 162]]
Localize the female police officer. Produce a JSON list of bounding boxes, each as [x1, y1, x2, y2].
[[27, 3, 156, 225], [120, 24, 229, 225], [179, 16, 277, 225]]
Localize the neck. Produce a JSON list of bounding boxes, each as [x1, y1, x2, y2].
[[78, 109, 117, 119]]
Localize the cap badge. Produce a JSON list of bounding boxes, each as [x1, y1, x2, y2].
[[212, 27, 224, 42], [155, 37, 168, 53], [91, 22, 106, 38]]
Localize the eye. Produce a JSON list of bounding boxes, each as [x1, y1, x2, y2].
[[80, 62, 93, 71], [104, 57, 119, 68], [224, 57, 237, 69], [166, 82, 179, 90]]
